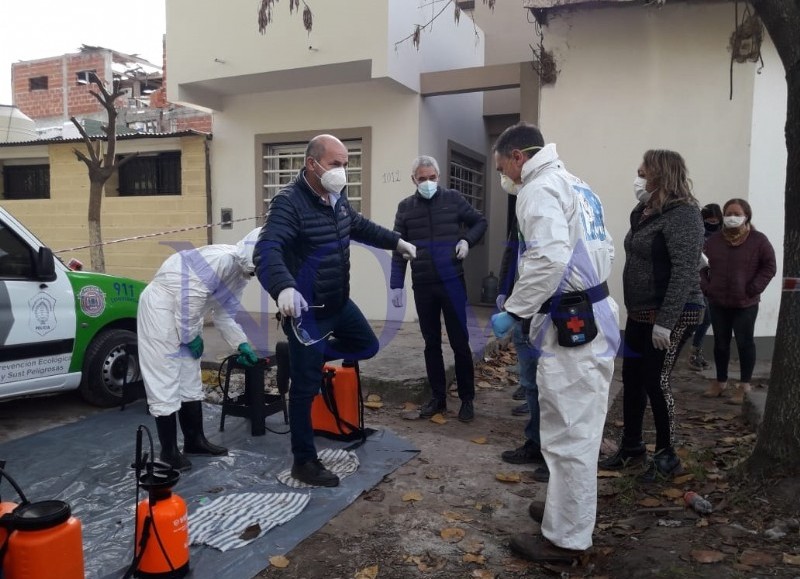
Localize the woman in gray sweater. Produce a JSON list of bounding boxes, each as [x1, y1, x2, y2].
[[600, 150, 705, 482]]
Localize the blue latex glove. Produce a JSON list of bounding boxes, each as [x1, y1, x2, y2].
[[496, 293, 507, 310], [491, 312, 515, 338], [185, 335, 204, 359], [236, 342, 259, 367]]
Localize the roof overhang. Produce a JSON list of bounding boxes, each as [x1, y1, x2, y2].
[[173, 60, 373, 111]]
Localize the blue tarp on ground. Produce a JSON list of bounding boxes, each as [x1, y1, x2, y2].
[[0, 401, 418, 578]]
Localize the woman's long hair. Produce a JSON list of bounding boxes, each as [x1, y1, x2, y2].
[[643, 149, 699, 213]]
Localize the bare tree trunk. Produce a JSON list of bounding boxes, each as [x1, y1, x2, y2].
[[746, 0, 800, 476], [87, 179, 106, 273]]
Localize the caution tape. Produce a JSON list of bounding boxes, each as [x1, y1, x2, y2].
[[783, 278, 800, 291], [53, 215, 262, 254]]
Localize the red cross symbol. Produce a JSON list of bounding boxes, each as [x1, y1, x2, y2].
[[566, 316, 585, 333]]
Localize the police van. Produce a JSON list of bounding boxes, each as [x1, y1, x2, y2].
[[0, 206, 145, 407]]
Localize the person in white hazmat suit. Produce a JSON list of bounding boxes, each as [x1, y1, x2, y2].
[[137, 228, 262, 471], [490, 122, 620, 563]]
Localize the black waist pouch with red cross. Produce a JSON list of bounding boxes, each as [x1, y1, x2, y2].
[[539, 282, 609, 347]]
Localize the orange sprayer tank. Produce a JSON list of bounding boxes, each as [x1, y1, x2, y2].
[[0, 500, 18, 545], [311, 364, 361, 438], [3, 500, 84, 579], [134, 481, 189, 578]]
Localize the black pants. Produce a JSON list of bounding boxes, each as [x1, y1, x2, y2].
[[709, 304, 758, 383], [621, 315, 696, 452], [413, 279, 474, 402]]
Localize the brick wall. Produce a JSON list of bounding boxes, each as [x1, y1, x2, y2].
[[1, 135, 210, 282], [13, 53, 112, 120]]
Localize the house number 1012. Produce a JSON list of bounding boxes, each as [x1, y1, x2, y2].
[[382, 170, 401, 183]]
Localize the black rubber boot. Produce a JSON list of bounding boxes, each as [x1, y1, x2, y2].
[[179, 401, 228, 456], [155, 413, 192, 471]]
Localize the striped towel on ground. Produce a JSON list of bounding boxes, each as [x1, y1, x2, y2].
[[189, 491, 310, 551], [276, 448, 360, 488]]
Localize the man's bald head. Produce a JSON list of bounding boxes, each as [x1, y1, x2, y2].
[[306, 134, 346, 161]]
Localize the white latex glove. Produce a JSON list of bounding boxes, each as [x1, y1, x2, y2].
[[277, 287, 308, 318], [455, 240, 469, 260], [496, 293, 507, 311], [396, 238, 417, 261], [652, 324, 672, 350], [391, 288, 404, 308]]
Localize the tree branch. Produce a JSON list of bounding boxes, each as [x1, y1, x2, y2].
[[69, 116, 100, 164]]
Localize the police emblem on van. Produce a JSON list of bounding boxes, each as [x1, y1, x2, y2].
[[79, 285, 106, 317], [29, 292, 57, 336]]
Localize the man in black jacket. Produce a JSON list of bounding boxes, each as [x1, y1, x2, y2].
[[390, 155, 487, 422], [254, 134, 417, 487]]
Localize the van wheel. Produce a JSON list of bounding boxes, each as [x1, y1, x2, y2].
[[79, 329, 140, 407]]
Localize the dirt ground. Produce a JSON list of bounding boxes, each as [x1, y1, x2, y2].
[[255, 344, 800, 579]]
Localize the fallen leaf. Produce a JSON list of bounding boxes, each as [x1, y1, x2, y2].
[[402, 491, 423, 502], [402, 554, 422, 565], [613, 420, 624, 427], [363, 400, 384, 409], [425, 470, 442, 480], [495, 472, 521, 483], [463, 553, 486, 564], [471, 570, 495, 579], [662, 488, 685, 499], [471, 436, 488, 444], [443, 510, 474, 522], [783, 553, 800, 565], [638, 497, 662, 507], [430, 413, 448, 424], [239, 523, 261, 541], [366, 393, 381, 402], [739, 550, 778, 566], [269, 555, 290, 568], [596, 522, 613, 530], [695, 518, 709, 527], [440, 527, 466, 542], [477, 380, 492, 389], [461, 540, 484, 554], [646, 443, 656, 453], [402, 402, 418, 411], [672, 473, 695, 484], [690, 550, 725, 563], [354, 564, 379, 579], [675, 447, 690, 458], [597, 470, 622, 478]]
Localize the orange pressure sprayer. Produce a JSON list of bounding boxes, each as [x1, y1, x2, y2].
[[0, 463, 84, 579], [124, 425, 189, 579]]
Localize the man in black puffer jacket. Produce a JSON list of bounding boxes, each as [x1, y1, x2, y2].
[[390, 155, 487, 423], [254, 134, 417, 487]]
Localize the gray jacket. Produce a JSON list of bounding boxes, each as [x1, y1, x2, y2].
[[623, 202, 704, 330]]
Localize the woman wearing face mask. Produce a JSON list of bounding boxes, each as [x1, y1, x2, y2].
[[600, 150, 704, 482], [689, 203, 723, 371], [700, 198, 776, 403]]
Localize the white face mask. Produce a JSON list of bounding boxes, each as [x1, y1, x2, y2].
[[500, 174, 520, 195], [416, 180, 438, 199], [723, 215, 746, 228], [633, 177, 650, 203], [314, 160, 347, 194]]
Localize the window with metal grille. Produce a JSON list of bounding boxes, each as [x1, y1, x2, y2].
[[118, 152, 181, 196], [29, 76, 48, 91], [2, 165, 50, 199], [262, 140, 363, 213], [449, 150, 484, 212], [76, 70, 97, 86]]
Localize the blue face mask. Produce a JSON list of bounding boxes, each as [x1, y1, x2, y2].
[[417, 180, 438, 199]]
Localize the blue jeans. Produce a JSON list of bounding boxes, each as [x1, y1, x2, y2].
[[512, 321, 541, 448], [283, 299, 379, 463]]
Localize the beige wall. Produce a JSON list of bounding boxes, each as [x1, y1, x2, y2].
[[1, 135, 209, 282], [537, 3, 784, 336]]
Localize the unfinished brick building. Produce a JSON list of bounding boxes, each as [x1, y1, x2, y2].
[[12, 45, 211, 136]]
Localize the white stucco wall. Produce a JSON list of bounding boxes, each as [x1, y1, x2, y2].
[[537, 3, 784, 336], [166, 0, 388, 89], [748, 34, 786, 336], [209, 80, 422, 321]]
